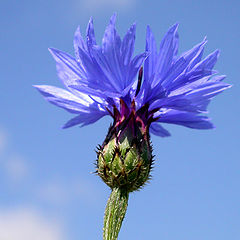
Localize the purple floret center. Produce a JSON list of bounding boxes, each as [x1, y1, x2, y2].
[[105, 66, 160, 135]]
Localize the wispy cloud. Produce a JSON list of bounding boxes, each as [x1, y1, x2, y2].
[[0, 126, 30, 184], [81, 0, 136, 11], [0, 208, 64, 240], [0, 128, 7, 155], [4, 155, 29, 182], [36, 177, 101, 206]]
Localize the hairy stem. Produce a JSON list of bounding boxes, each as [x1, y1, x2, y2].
[[103, 187, 129, 240]]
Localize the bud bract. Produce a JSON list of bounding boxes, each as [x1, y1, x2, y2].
[[97, 99, 153, 192]]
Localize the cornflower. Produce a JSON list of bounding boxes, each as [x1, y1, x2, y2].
[[35, 14, 230, 240]]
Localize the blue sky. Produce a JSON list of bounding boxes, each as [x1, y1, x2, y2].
[[0, 0, 239, 239]]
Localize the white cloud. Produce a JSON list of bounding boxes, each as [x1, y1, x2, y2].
[[37, 181, 70, 205], [4, 155, 28, 182], [0, 128, 7, 155], [82, 0, 136, 10], [0, 127, 28, 183], [0, 209, 64, 240], [36, 177, 100, 206]]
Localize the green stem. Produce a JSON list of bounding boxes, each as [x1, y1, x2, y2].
[[103, 187, 129, 240]]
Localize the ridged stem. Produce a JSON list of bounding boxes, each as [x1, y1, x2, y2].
[[103, 187, 129, 240]]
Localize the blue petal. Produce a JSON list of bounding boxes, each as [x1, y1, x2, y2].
[[63, 111, 107, 129], [49, 48, 86, 87], [150, 81, 230, 113], [70, 82, 122, 99], [101, 14, 124, 90], [161, 39, 207, 89], [168, 68, 214, 92], [142, 39, 208, 106], [144, 26, 158, 85], [184, 81, 231, 102], [157, 110, 215, 129], [90, 45, 123, 92], [193, 49, 220, 71], [102, 14, 120, 53], [187, 37, 206, 70], [153, 23, 179, 84], [150, 123, 171, 137], [34, 85, 92, 113], [210, 75, 226, 82], [75, 46, 119, 94], [74, 26, 87, 61], [121, 23, 136, 66], [126, 51, 149, 93], [86, 17, 97, 48]]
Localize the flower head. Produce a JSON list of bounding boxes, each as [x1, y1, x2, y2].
[[35, 15, 230, 137]]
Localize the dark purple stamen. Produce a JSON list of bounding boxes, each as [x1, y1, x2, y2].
[[109, 97, 160, 139], [135, 67, 143, 97]]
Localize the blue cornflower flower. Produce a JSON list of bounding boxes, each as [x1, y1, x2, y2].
[[35, 15, 231, 238], [35, 15, 230, 137]]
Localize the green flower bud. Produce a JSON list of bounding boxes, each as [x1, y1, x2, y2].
[[96, 100, 154, 192]]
